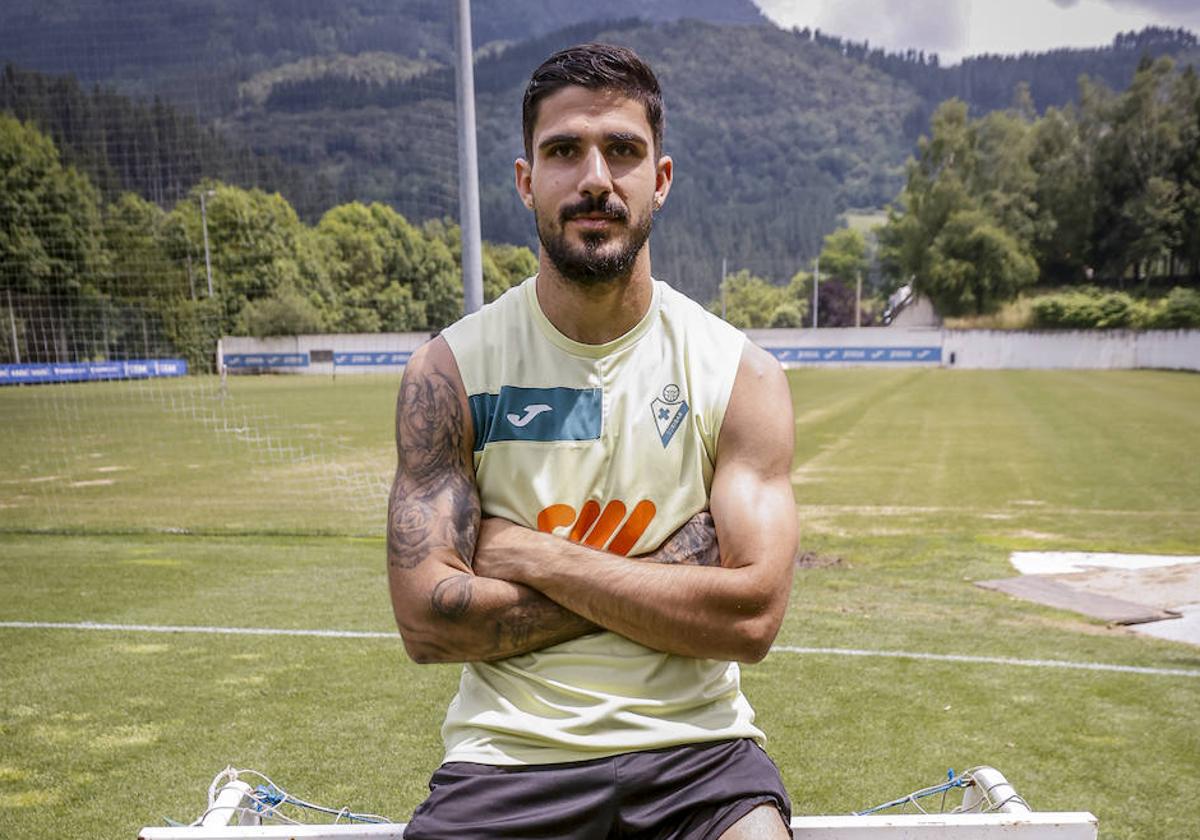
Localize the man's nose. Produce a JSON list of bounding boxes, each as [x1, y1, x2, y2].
[[577, 146, 612, 198]]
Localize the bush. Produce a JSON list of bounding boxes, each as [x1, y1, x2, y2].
[[156, 298, 224, 373], [1152, 287, 1200, 329], [769, 302, 805, 327], [1031, 290, 1156, 329], [234, 285, 328, 337]]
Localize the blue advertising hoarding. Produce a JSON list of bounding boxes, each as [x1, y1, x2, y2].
[[0, 359, 188, 386], [767, 346, 942, 364], [222, 353, 308, 368]]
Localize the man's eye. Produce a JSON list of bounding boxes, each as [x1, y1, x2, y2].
[[610, 144, 636, 158], [549, 146, 575, 158]]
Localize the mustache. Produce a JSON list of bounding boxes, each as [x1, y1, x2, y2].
[[559, 195, 629, 224]]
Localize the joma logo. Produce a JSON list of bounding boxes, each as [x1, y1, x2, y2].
[[536, 499, 657, 556]]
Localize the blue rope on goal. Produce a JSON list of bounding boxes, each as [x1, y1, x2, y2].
[[251, 783, 392, 824], [854, 769, 971, 816]]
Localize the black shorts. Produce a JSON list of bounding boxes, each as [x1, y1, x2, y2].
[[403, 738, 791, 840]]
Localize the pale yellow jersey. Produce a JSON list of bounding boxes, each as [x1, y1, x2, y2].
[[438, 275, 762, 765]]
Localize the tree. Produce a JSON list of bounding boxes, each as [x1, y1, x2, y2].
[[709, 269, 809, 328], [0, 114, 106, 361], [164, 182, 329, 335], [483, 242, 537, 303], [924, 210, 1037, 315], [817, 228, 868, 283], [1028, 106, 1095, 282], [100, 192, 182, 301], [1091, 58, 1185, 280]]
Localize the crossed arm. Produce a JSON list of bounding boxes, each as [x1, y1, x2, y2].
[[387, 336, 797, 664]]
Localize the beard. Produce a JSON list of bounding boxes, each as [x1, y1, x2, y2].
[[536, 194, 653, 286]]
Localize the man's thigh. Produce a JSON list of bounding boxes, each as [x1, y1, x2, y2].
[[614, 739, 792, 840], [717, 803, 791, 839], [402, 758, 619, 840]]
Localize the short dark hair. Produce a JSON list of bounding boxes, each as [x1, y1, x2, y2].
[[522, 43, 664, 161]]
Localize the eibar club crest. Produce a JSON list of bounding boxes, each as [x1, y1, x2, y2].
[[650, 383, 689, 448]]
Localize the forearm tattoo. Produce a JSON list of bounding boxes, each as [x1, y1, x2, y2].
[[388, 369, 480, 571], [431, 574, 473, 619], [490, 589, 591, 656], [655, 511, 721, 567]]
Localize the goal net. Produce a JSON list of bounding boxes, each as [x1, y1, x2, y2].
[[1, 0, 469, 537]]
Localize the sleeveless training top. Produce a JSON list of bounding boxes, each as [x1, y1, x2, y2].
[[437, 275, 762, 765]]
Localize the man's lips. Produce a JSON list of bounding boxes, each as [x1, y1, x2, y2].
[[566, 213, 622, 229]]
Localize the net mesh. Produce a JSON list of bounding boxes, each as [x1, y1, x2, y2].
[[0, 1, 465, 537]]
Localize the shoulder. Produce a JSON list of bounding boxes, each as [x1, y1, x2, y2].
[[440, 279, 533, 390], [718, 342, 793, 467], [656, 280, 746, 345], [442, 278, 531, 345]]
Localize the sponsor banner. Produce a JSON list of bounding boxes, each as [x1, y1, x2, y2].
[[223, 353, 309, 368], [768, 346, 942, 364], [332, 352, 412, 366], [0, 359, 188, 386]]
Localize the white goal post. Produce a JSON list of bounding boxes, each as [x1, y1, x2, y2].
[[139, 814, 1099, 839], [138, 766, 1097, 840]]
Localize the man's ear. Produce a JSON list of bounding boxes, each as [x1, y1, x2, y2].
[[653, 155, 673, 211], [514, 157, 534, 210]]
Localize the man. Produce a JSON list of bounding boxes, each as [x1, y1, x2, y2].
[[388, 43, 797, 839]]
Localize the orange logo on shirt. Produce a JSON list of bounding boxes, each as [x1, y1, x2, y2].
[[536, 500, 657, 556]]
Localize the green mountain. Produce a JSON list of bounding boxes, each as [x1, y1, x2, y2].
[[2, 2, 1196, 300]]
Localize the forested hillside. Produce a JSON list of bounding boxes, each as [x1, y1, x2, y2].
[[0, 65, 335, 216], [0, 0, 764, 115], [2, 1, 1198, 306]]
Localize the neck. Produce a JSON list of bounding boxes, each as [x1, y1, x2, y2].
[[535, 249, 654, 345]]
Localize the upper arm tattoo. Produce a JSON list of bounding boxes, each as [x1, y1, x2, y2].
[[388, 367, 480, 571], [654, 511, 721, 567]]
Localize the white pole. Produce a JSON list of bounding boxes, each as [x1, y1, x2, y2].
[[454, 0, 484, 315], [812, 256, 820, 328], [7, 288, 19, 363], [856, 270, 862, 328], [200, 191, 214, 298], [721, 257, 727, 319]]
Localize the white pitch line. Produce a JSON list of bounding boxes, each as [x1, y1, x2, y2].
[[2, 621, 1197, 679], [0, 620, 394, 639], [769, 645, 1200, 679]]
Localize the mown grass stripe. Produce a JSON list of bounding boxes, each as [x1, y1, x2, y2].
[[4, 621, 1195, 678]]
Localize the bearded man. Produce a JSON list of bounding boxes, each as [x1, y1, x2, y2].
[[388, 42, 797, 840]]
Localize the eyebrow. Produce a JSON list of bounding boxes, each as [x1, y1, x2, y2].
[[537, 131, 649, 152]]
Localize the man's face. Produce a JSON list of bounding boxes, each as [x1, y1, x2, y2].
[[516, 86, 672, 286]]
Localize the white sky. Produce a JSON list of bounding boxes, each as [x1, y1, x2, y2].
[[753, 0, 1200, 65]]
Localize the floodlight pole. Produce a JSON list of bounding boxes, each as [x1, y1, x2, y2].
[[721, 257, 727, 319], [199, 190, 215, 298], [454, 0, 484, 315], [856, 271, 862, 328], [812, 256, 820, 328]]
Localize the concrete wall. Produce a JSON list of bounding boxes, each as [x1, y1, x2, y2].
[[941, 330, 1200, 371], [219, 332, 432, 376], [219, 328, 1200, 373]]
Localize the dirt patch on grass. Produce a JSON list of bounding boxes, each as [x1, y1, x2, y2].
[[796, 551, 846, 569]]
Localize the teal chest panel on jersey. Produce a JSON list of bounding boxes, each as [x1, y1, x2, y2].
[[469, 385, 602, 451]]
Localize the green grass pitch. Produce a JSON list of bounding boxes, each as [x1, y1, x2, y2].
[[1, 368, 1198, 838]]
